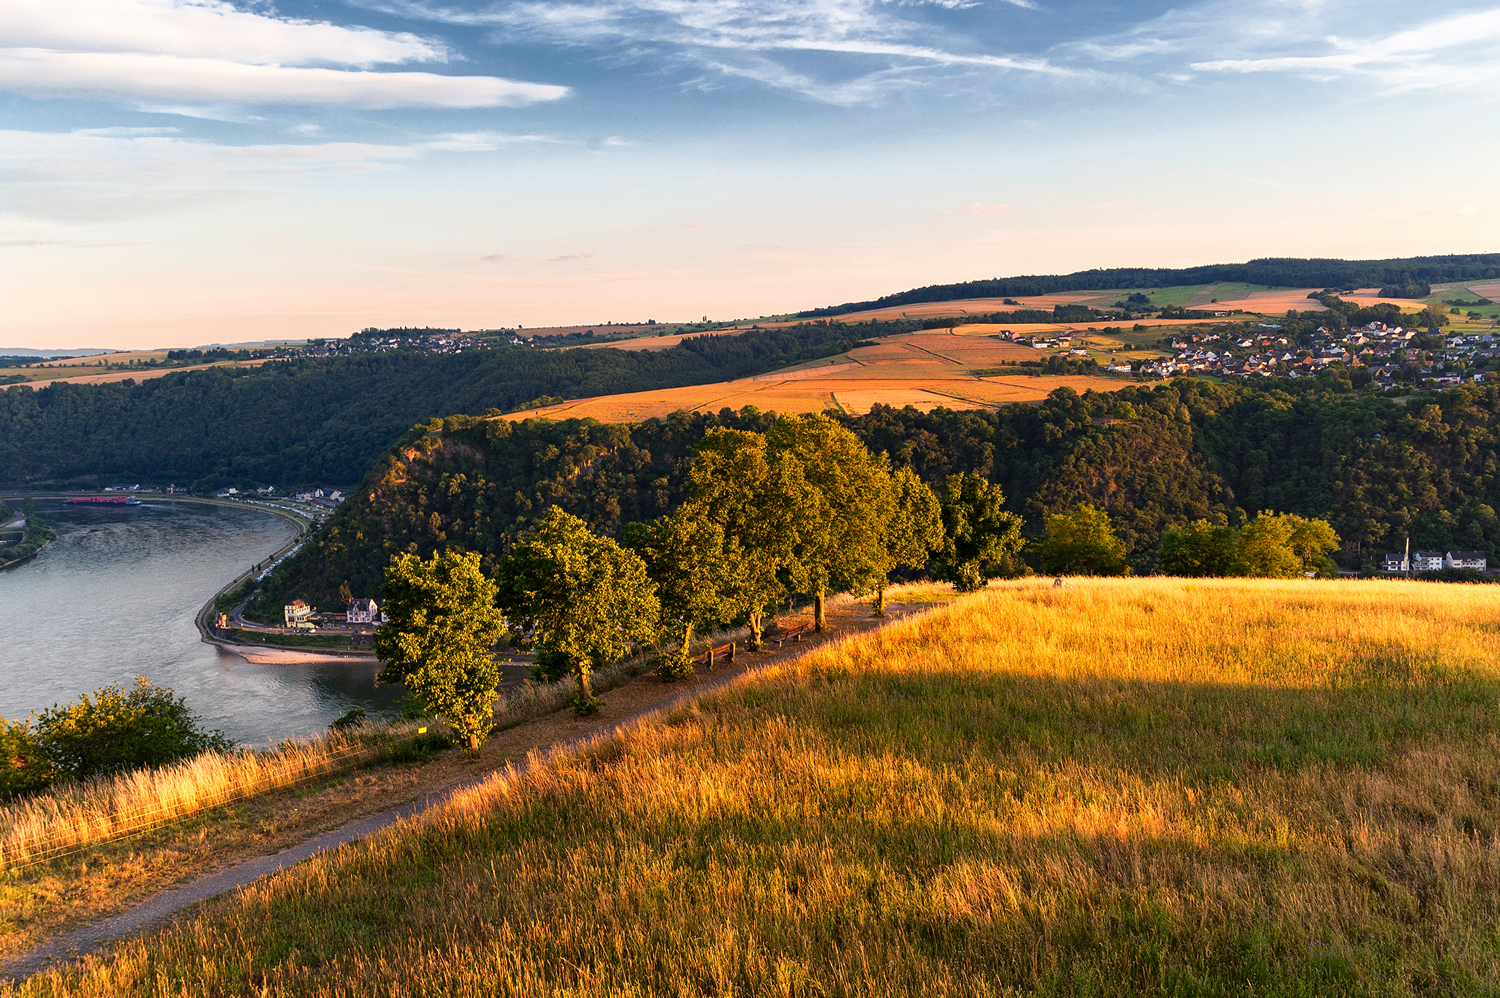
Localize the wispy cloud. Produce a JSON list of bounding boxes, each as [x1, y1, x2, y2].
[[0, 0, 568, 107], [1073, 1, 1500, 95], [359, 0, 1068, 103], [1190, 8, 1500, 93], [548, 251, 595, 261]]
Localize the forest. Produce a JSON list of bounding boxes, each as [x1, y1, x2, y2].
[[254, 376, 1500, 614], [0, 321, 887, 491], [797, 253, 1500, 317]]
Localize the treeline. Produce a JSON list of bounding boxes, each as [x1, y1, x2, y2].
[[0, 498, 53, 568], [0, 321, 900, 491], [798, 254, 1500, 317], [256, 376, 1500, 615]]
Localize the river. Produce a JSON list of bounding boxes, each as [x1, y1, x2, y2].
[[0, 499, 403, 746]]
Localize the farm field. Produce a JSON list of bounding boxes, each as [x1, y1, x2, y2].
[[22, 576, 1500, 997], [507, 328, 1128, 420], [3, 353, 268, 389]]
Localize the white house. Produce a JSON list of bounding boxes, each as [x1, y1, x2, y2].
[[1445, 551, 1488, 571], [1383, 552, 1409, 573], [1411, 550, 1445, 571], [347, 598, 381, 625], [284, 599, 315, 627]]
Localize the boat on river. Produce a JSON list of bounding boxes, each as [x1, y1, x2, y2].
[[65, 496, 143, 505]]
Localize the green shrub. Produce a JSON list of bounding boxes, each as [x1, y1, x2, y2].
[[0, 719, 54, 800], [32, 678, 234, 782]]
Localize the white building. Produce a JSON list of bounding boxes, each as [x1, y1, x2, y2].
[[284, 599, 315, 627], [1411, 550, 1444, 571], [1445, 551, 1488, 571], [1383, 553, 1408, 573], [347, 598, 381, 625]]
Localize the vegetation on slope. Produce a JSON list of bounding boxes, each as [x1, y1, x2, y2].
[[0, 321, 888, 491], [798, 252, 1500, 316], [19, 577, 1500, 996]]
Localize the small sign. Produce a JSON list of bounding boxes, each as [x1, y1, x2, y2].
[[417, 727, 427, 734]]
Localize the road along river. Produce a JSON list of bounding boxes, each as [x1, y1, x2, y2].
[[0, 499, 403, 746]]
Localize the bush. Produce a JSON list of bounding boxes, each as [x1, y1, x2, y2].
[[0, 719, 54, 800], [32, 678, 234, 782], [654, 648, 696, 682], [328, 709, 367, 731]]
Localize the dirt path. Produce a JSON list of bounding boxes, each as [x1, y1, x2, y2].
[[0, 596, 937, 982]]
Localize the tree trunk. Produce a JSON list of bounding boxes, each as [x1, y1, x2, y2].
[[748, 609, 764, 650], [814, 589, 827, 632], [577, 660, 593, 701], [874, 585, 886, 617], [681, 619, 694, 655]]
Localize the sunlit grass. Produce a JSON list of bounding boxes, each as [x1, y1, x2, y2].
[[0, 723, 427, 873], [13, 577, 1500, 996]]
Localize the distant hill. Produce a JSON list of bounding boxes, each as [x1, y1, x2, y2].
[[797, 254, 1500, 317]]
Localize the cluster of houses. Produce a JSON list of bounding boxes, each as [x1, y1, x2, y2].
[[1157, 321, 1498, 386], [1382, 550, 1488, 573], [283, 597, 382, 630]]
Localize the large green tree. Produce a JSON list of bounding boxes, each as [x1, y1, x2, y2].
[[497, 507, 660, 713], [932, 473, 1025, 592], [1158, 520, 1242, 577], [1036, 503, 1130, 577], [375, 549, 506, 752], [868, 466, 944, 612], [683, 427, 810, 648], [765, 414, 896, 631], [624, 510, 736, 679]]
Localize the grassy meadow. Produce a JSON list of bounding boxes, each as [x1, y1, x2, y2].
[[14, 577, 1500, 996]]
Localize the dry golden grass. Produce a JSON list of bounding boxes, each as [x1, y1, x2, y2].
[[0, 725, 425, 873], [16, 577, 1500, 996]]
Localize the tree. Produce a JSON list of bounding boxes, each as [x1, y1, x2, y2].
[[684, 428, 807, 648], [338, 580, 353, 605], [868, 466, 945, 613], [765, 414, 896, 631], [375, 549, 506, 752], [1238, 512, 1339, 578], [1158, 520, 1241, 577], [932, 473, 1025, 592], [1036, 503, 1129, 576], [624, 511, 735, 679], [498, 507, 660, 713], [31, 678, 233, 781]]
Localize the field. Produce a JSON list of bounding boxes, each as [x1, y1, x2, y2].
[[3, 352, 268, 389], [507, 328, 1129, 421], [17, 576, 1500, 996]]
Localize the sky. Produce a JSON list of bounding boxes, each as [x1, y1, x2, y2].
[[1, 0, 1497, 349]]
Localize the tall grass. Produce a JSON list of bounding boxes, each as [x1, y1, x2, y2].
[[0, 723, 425, 873], [17, 578, 1500, 996]]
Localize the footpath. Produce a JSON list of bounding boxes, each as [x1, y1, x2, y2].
[[1, 597, 935, 983]]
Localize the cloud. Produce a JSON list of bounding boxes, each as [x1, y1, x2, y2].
[[0, 0, 568, 107], [362, 0, 1072, 103], [1075, 1, 1500, 95], [480, 253, 506, 261], [1188, 8, 1500, 92], [548, 251, 595, 262], [0, 127, 526, 222]]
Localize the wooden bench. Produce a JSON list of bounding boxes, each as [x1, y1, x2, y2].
[[694, 641, 737, 671], [773, 625, 810, 649]]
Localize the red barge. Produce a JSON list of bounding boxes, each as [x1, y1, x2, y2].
[[65, 496, 143, 505]]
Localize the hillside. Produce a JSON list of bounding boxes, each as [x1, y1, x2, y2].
[[0, 322, 878, 491], [259, 377, 1500, 613], [798, 253, 1500, 317], [22, 577, 1500, 996]]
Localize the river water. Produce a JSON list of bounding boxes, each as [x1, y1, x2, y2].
[[0, 499, 403, 746]]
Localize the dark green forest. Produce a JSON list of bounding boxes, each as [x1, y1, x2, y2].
[[0, 322, 893, 490], [254, 378, 1500, 613], [798, 254, 1500, 317]]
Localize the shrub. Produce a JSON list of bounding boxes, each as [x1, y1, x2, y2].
[[32, 678, 234, 782], [0, 720, 54, 801]]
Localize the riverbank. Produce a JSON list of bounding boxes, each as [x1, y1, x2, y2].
[[0, 515, 55, 571]]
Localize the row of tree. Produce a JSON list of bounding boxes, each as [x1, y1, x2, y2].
[[368, 414, 1343, 752]]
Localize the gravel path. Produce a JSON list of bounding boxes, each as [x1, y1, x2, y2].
[[2, 608, 917, 982]]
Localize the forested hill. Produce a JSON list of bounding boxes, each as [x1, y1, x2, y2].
[[258, 378, 1500, 613], [0, 322, 889, 490], [797, 253, 1500, 317]]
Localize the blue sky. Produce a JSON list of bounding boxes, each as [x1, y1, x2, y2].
[[1, 0, 1497, 348]]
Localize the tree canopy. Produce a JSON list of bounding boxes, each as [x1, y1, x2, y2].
[[375, 549, 507, 752], [932, 473, 1024, 592], [1036, 504, 1130, 577]]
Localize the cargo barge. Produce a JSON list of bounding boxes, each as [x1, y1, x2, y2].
[[65, 496, 143, 505]]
